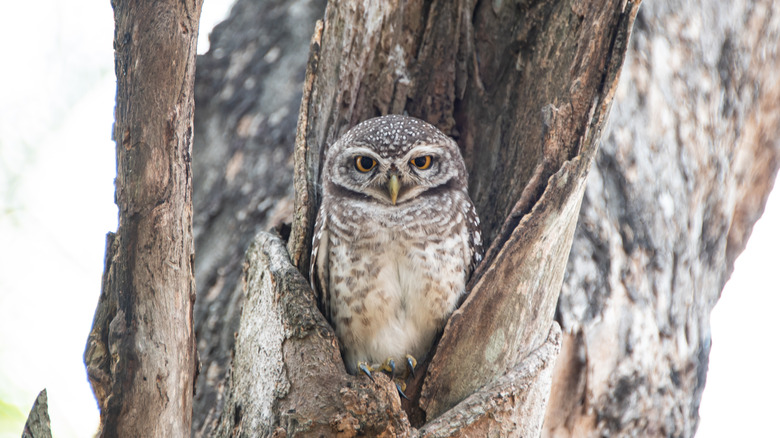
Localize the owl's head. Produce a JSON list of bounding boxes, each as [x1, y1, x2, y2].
[[322, 115, 468, 206]]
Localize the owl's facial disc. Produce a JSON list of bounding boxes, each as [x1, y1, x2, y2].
[[329, 142, 459, 206]]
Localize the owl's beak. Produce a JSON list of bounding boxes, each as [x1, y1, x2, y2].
[[387, 174, 400, 205]]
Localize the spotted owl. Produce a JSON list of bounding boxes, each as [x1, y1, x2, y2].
[[310, 115, 482, 376]]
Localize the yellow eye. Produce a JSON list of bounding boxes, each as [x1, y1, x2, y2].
[[354, 156, 377, 173], [411, 155, 433, 170]]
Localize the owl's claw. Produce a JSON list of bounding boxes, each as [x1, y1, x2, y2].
[[356, 355, 417, 400], [358, 361, 375, 382], [406, 354, 417, 378], [395, 380, 409, 400], [379, 358, 397, 377]]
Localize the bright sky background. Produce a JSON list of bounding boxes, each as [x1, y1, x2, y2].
[[0, 1, 776, 437], [697, 189, 780, 437]]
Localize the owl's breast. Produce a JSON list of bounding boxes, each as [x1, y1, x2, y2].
[[326, 205, 470, 367]]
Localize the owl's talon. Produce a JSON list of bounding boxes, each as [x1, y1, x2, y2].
[[406, 354, 417, 378], [395, 380, 409, 400], [379, 358, 397, 377], [357, 357, 416, 401], [358, 362, 375, 382]]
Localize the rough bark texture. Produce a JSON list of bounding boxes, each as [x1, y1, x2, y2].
[[190, 0, 780, 437], [83, 1, 202, 436], [215, 232, 412, 436], [211, 232, 562, 437], [544, 1, 780, 436], [417, 325, 561, 438], [191, 1, 327, 433], [22, 390, 51, 438]]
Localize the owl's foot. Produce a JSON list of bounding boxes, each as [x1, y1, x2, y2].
[[356, 359, 401, 380], [356, 355, 418, 399], [405, 354, 417, 378], [377, 355, 417, 379], [376, 359, 411, 399], [357, 361, 376, 382]]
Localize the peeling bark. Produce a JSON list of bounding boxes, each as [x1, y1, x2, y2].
[[418, 325, 561, 438]]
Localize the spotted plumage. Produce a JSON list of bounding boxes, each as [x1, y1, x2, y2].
[[310, 115, 482, 374]]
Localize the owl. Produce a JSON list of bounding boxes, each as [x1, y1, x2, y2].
[[310, 115, 482, 380]]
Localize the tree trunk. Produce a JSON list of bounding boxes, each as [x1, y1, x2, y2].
[[190, 0, 780, 437], [544, 1, 780, 436], [201, 0, 638, 435], [83, 0, 203, 436]]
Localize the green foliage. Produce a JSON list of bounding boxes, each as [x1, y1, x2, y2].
[[0, 396, 26, 438]]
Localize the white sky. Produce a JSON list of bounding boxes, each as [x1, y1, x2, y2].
[[697, 189, 780, 436], [0, 1, 776, 437]]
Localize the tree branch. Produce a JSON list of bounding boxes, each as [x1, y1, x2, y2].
[[22, 389, 51, 438], [419, 324, 561, 438], [83, 1, 203, 435]]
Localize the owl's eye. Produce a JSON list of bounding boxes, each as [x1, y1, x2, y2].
[[410, 155, 433, 170], [354, 156, 377, 173]]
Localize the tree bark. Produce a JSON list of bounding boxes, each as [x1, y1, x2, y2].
[[544, 1, 780, 436], [83, 0, 202, 436], [22, 390, 51, 438], [190, 1, 327, 433], [190, 0, 780, 437]]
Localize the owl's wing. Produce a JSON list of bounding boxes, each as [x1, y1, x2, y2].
[[309, 205, 331, 321]]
